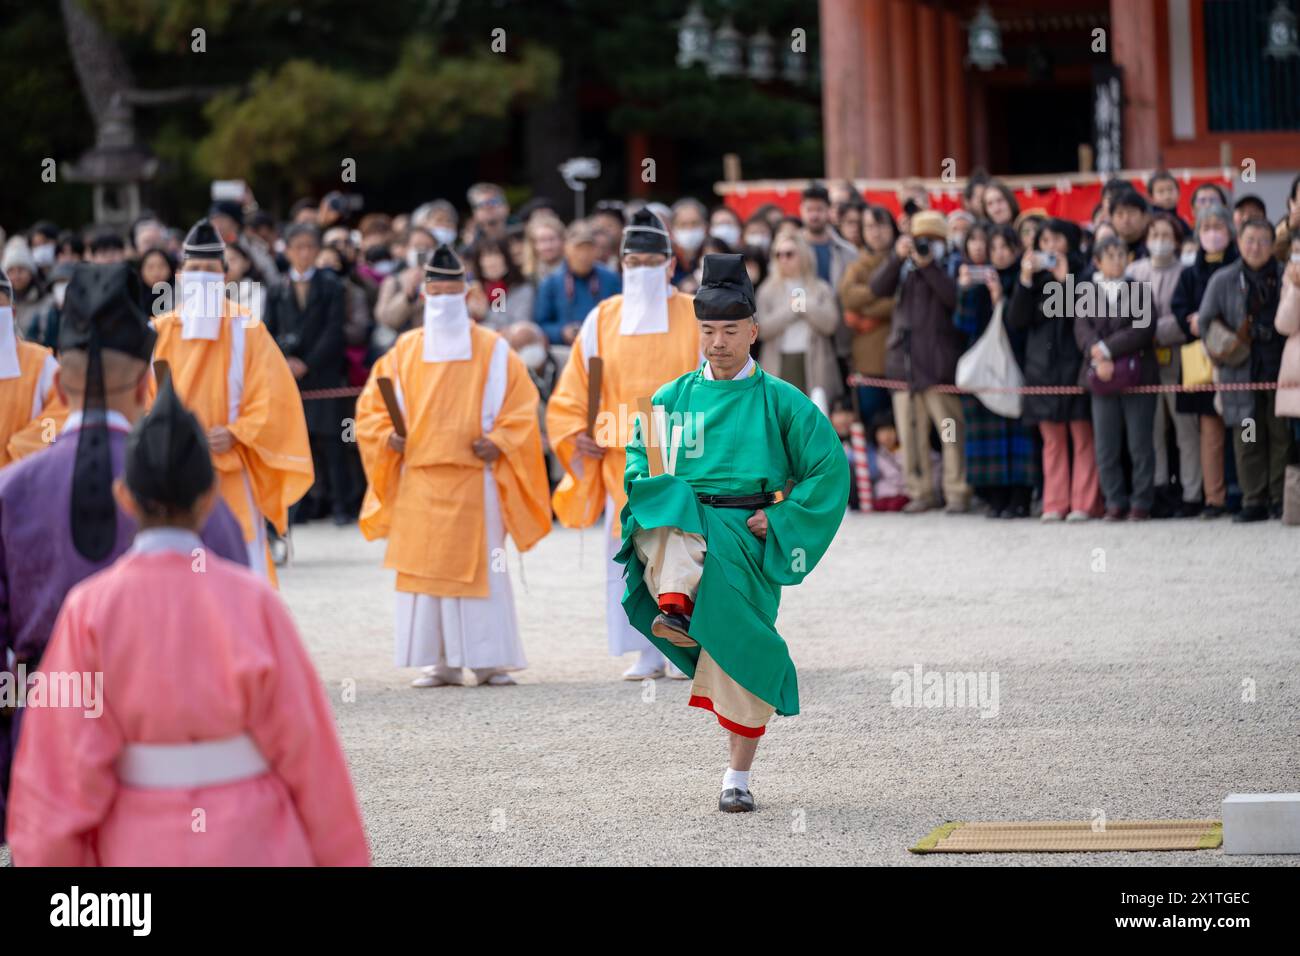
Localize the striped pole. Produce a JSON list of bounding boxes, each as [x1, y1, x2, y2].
[[849, 420, 873, 512]]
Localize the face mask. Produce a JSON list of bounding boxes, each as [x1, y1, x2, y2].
[[710, 224, 741, 248], [620, 264, 670, 335], [673, 227, 705, 254], [1180, 249, 1198, 267], [1290, 253, 1300, 265], [1148, 239, 1175, 262], [1201, 231, 1229, 254], [744, 233, 770, 252], [407, 247, 431, 269], [32, 243, 55, 268], [422, 292, 472, 362], [178, 271, 227, 340], [52, 283, 68, 308], [432, 226, 458, 246], [518, 343, 548, 370]]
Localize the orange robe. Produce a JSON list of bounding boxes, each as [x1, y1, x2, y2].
[[356, 324, 551, 598], [546, 292, 700, 537], [0, 341, 60, 466], [152, 307, 313, 582]]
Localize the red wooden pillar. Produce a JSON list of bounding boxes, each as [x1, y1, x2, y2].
[[862, 0, 895, 178], [889, 0, 921, 176], [941, 10, 969, 175], [1110, 0, 1161, 169], [819, 0, 867, 179], [916, 2, 943, 177]]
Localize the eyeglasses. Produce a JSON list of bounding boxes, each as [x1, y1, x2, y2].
[[774, 250, 797, 259]]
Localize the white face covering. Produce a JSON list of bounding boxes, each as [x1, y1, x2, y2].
[[620, 264, 670, 335], [32, 243, 55, 268], [744, 233, 771, 252], [710, 223, 741, 248], [178, 271, 227, 340], [0, 306, 19, 379], [1290, 253, 1300, 265], [422, 291, 472, 362], [518, 343, 548, 370], [1180, 249, 1198, 267], [1148, 239, 1175, 263], [673, 227, 705, 254], [432, 226, 458, 246]]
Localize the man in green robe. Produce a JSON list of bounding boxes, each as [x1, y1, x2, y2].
[[615, 253, 850, 812]]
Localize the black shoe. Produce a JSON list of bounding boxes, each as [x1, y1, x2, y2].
[[1201, 504, 1226, 519], [1232, 505, 1269, 523], [1002, 503, 1029, 519], [1269, 503, 1284, 520], [332, 511, 353, 527], [985, 507, 1004, 520], [719, 788, 756, 813], [651, 612, 697, 647], [1177, 501, 1202, 518]]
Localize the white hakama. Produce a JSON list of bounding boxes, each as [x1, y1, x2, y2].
[[393, 468, 527, 672], [605, 494, 654, 657]]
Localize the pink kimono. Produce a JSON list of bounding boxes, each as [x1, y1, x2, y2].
[[6, 530, 369, 866]]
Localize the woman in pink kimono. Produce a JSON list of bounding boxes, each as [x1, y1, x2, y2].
[[6, 380, 369, 866]]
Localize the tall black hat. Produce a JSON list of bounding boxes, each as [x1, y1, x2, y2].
[[423, 244, 465, 282], [125, 376, 214, 515], [693, 253, 756, 320], [58, 263, 158, 561], [620, 208, 672, 257], [182, 218, 226, 261]]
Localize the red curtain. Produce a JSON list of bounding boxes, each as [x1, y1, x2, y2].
[[721, 174, 1233, 226]]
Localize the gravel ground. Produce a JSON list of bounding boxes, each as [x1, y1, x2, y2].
[[4, 510, 1296, 868]]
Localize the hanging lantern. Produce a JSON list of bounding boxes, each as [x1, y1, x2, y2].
[[748, 27, 776, 82], [677, 2, 711, 69], [967, 4, 1006, 70], [1265, 1, 1300, 59], [708, 15, 744, 77]]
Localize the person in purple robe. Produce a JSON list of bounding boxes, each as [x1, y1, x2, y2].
[[0, 263, 248, 842]]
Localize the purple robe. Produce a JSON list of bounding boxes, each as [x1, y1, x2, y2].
[[0, 426, 248, 840]]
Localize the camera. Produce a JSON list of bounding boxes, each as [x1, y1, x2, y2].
[[912, 237, 931, 259]]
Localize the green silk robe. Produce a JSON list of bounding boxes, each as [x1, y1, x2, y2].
[[615, 364, 850, 717]]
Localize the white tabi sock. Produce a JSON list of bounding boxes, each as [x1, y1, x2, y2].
[[722, 768, 751, 793]]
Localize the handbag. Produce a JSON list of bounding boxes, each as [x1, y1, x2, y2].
[[1181, 339, 1213, 386], [1204, 317, 1252, 368], [1087, 352, 1142, 396], [954, 301, 1024, 418]]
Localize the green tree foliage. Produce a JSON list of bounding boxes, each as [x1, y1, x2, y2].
[[197, 42, 559, 193], [1, 0, 819, 229]]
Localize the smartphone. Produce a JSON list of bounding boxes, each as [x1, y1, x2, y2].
[[966, 265, 995, 282], [211, 179, 246, 202], [1033, 251, 1058, 271]]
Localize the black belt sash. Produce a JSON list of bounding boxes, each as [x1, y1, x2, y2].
[[695, 491, 783, 509]]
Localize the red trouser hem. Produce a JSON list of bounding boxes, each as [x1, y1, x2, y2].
[[688, 694, 766, 738], [658, 592, 695, 616]]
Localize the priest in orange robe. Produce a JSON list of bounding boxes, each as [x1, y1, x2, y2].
[[0, 269, 60, 465], [151, 219, 313, 582], [545, 210, 700, 680], [356, 245, 551, 688]]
